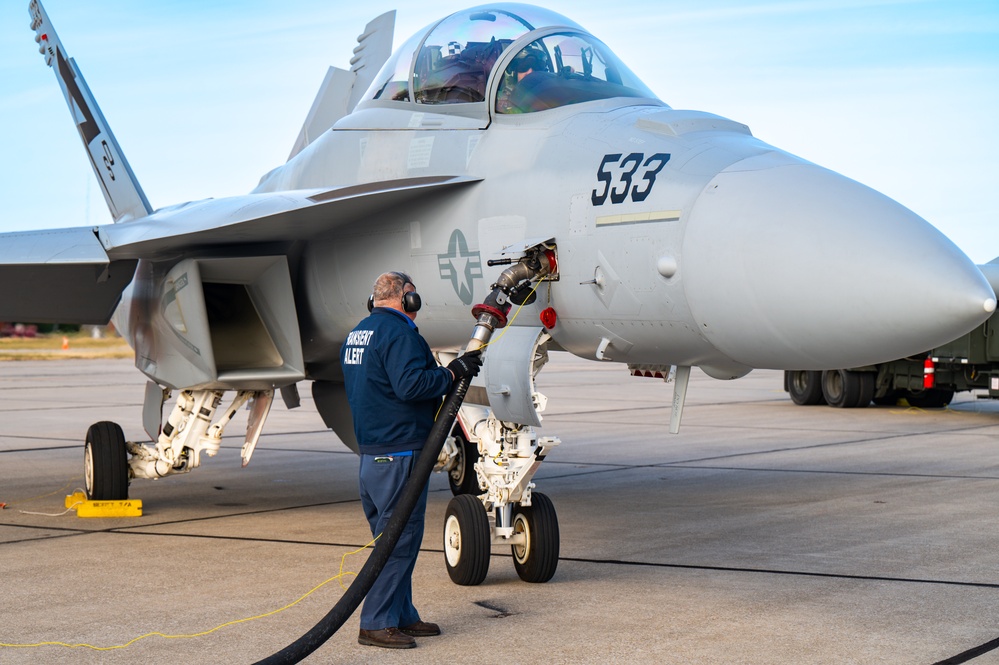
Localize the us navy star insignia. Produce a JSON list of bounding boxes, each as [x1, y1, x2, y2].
[[437, 229, 482, 305]]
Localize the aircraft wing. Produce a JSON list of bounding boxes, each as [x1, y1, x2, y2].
[[0, 175, 478, 324], [100, 175, 479, 260], [0, 227, 136, 324]]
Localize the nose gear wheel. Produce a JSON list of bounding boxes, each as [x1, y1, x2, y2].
[[511, 492, 559, 583], [443, 494, 491, 586]]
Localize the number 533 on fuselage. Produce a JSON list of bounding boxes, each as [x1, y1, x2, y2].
[[5, 2, 994, 502]]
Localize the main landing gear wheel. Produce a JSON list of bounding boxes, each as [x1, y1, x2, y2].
[[448, 427, 480, 496], [84, 421, 129, 500], [443, 494, 490, 586], [511, 492, 559, 583]]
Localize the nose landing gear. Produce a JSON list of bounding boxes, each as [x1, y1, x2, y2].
[[442, 401, 561, 585], [438, 241, 562, 585]]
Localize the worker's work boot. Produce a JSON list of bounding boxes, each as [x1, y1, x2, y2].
[[400, 620, 441, 637], [358, 627, 416, 649]]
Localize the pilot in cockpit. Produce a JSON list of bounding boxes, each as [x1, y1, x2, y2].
[[495, 43, 551, 114]]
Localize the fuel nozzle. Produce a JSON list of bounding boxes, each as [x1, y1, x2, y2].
[[467, 247, 556, 351]]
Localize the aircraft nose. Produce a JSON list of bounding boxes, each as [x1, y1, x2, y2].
[[681, 152, 996, 369]]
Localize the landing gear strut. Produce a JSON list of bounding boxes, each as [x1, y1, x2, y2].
[[438, 242, 562, 585], [82, 388, 275, 497], [441, 409, 562, 585]]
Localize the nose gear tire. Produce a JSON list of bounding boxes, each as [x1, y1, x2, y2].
[[511, 492, 559, 583], [443, 494, 491, 586]]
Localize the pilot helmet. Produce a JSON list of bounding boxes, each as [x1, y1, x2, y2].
[[509, 42, 547, 74]]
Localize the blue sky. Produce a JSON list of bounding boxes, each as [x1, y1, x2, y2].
[[2, 1, 997, 260]]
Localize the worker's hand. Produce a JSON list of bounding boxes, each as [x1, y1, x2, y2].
[[447, 349, 483, 381]]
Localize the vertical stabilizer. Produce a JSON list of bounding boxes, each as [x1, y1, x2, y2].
[[29, 0, 152, 223], [288, 11, 395, 159]]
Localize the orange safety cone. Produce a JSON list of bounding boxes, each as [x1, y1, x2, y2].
[[61, 336, 69, 350]]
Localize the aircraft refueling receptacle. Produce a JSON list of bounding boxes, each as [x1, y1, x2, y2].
[[7, 0, 998, 596]]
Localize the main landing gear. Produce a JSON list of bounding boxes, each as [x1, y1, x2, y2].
[[82, 388, 274, 500], [84, 421, 129, 500]]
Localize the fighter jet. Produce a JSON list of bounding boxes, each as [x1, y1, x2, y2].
[[6, 1, 994, 584]]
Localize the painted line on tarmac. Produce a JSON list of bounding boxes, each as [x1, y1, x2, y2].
[[533, 462, 999, 484], [68, 517, 999, 594], [663, 464, 999, 481], [0, 523, 91, 547], [108, 498, 362, 532], [656, 430, 986, 466], [111, 529, 366, 550], [554, 555, 999, 590], [548, 399, 780, 418], [0, 430, 336, 455], [0, 402, 141, 413], [0, 444, 79, 454]]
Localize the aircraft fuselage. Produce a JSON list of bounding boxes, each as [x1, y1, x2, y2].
[[253, 97, 992, 382]]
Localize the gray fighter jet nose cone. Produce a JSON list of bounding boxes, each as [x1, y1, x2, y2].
[[681, 152, 995, 369]]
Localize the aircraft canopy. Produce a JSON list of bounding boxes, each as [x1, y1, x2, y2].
[[358, 3, 658, 114]]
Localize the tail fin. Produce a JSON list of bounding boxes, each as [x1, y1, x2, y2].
[[287, 11, 395, 160], [29, 0, 152, 222]]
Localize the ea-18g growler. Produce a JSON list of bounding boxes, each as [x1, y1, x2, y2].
[[7, 1, 994, 585]]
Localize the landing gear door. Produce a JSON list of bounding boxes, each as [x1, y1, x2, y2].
[[483, 326, 550, 427]]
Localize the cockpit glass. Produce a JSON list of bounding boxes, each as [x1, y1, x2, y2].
[[361, 4, 584, 107], [366, 28, 429, 103], [412, 9, 534, 104], [496, 32, 657, 114], [358, 5, 654, 113]]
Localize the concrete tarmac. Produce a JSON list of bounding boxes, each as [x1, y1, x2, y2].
[[3, 356, 999, 664]]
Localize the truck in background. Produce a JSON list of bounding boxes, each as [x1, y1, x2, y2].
[[785, 262, 999, 409]]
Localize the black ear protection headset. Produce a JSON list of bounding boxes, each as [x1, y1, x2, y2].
[[367, 271, 423, 313]]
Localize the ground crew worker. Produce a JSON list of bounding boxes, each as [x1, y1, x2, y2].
[[341, 271, 482, 649]]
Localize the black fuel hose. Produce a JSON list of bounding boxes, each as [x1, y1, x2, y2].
[[253, 375, 472, 664]]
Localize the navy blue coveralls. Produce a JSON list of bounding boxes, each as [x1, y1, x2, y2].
[[341, 307, 453, 631]]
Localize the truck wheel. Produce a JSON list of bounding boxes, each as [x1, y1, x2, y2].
[[786, 370, 825, 405], [873, 390, 900, 406], [856, 371, 875, 408], [822, 370, 872, 408], [904, 388, 954, 409]]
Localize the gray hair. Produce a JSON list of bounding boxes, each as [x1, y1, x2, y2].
[[372, 271, 413, 304]]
